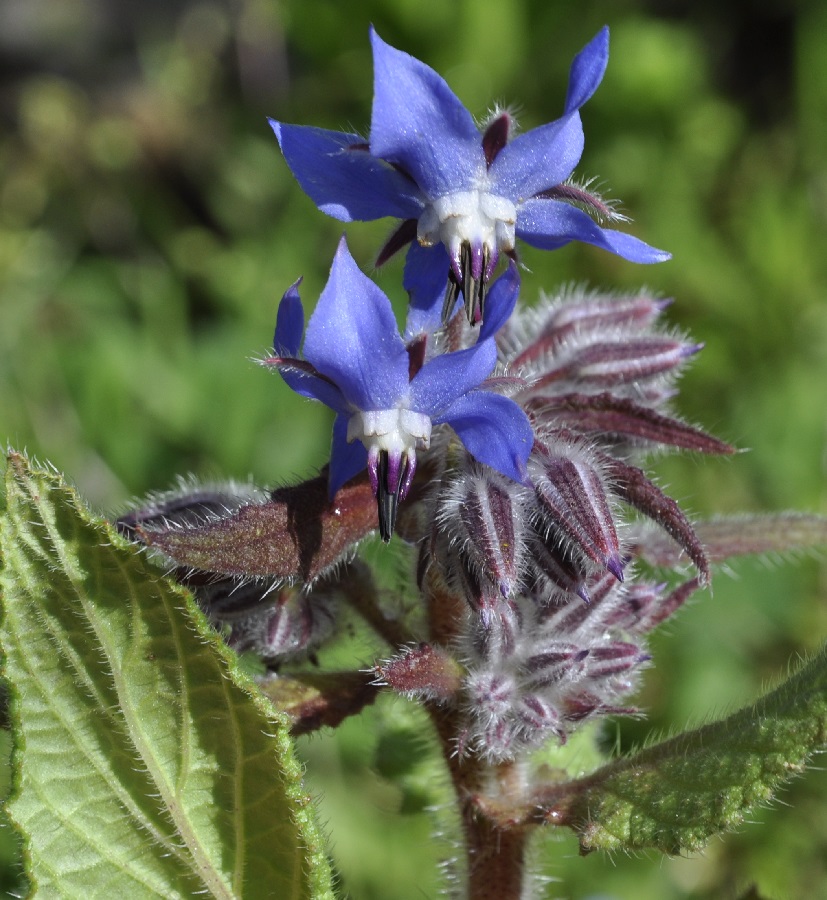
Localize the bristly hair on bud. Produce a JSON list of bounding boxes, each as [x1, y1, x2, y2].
[[454, 575, 664, 760], [433, 462, 531, 603], [409, 281, 734, 758], [221, 583, 340, 663]]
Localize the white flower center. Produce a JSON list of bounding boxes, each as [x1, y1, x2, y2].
[[417, 189, 517, 256], [347, 408, 432, 455]]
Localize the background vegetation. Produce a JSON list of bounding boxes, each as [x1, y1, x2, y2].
[[2, 0, 826, 896]]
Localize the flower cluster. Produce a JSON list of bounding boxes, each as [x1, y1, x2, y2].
[[271, 26, 668, 327], [413, 287, 725, 755], [122, 27, 730, 762]]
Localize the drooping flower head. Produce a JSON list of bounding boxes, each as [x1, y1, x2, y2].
[[261, 237, 534, 540], [270, 27, 669, 327]]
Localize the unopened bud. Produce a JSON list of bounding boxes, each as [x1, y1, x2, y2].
[[530, 442, 623, 581], [376, 643, 463, 700], [226, 587, 337, 661], [437, 468, 526, 599]]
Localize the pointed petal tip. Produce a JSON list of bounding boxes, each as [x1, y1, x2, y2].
[[606, 553, 625, 582], [267, 117, 282, 141], [274, 276, 305, 355]]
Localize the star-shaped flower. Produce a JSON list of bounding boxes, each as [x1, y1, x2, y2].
[[262, 237, 534, 540], [270, 26, 669, 326]]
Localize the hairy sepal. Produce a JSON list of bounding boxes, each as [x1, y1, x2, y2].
[[127, 471, 378, 584]]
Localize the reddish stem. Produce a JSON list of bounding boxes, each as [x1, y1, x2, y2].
[[423, 567, 530, 899]]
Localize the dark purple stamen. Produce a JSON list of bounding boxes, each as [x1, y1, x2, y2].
[[376, 218, 418, 267], [375, 450, 413, 542], [456, 243, 492, 326], [406, 334, 427, 380], [482, 113, 511, 167]]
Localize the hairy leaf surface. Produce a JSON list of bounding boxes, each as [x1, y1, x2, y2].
[[550, 643, 827, 854], [0, 452, 332, 899]]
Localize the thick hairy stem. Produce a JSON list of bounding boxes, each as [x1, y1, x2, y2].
[[428, 705, 529, 900], [424, 568, 530, 899]]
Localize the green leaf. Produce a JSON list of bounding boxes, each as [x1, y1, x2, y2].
[[548, 643, 827, 855], [0, 451, 333, 899]]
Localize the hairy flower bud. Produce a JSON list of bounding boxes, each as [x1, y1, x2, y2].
[[375, 643, 463, 700], [435, 465, 527, 599], [530, 439, 623, 582], [224, 585, 339, 663]]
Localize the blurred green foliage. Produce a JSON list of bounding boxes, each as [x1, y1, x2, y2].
[[2, 0, 827, 897]]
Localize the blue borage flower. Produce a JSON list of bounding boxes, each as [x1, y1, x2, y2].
[[270, 26, 669, 328], [261, 238, 534, 540]]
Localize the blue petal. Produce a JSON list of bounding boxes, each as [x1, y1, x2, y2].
[[478, 262, 520, 341], [274, 278, 304, 355], [303, 237, 410, 410], [516, 198, 671, 263], [369, 27, 485, 198], [409, 340, 497, 416], [437, 391, 534, 485], [271, 120, 423, 222], [564, 27, 610, 114], [403, 242, 452, 339], [269, 360, 350, 414], [328, 413, 369, 499], [490, 113, 584, 201]]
